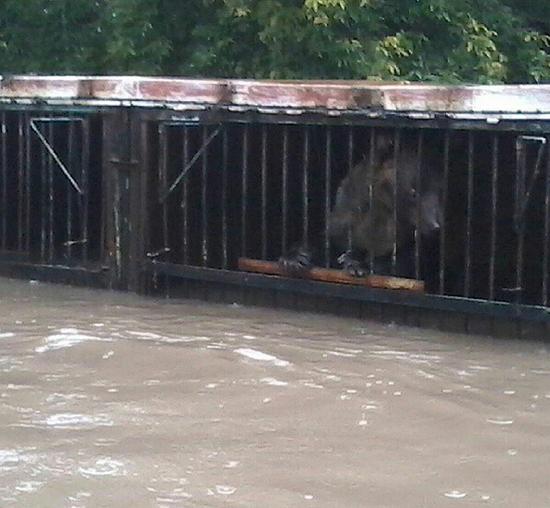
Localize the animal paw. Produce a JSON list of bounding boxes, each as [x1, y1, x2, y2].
[[278, 246, 313, 277], [337, 251, 365, 278]]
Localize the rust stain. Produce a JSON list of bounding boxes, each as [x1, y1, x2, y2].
[[1, 76, 550, 114]]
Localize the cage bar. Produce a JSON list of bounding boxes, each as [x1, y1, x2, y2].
[[47, 120, 54, 262], [543, 138, 550, 307], [182, 125, 190, 265], [241, 125, 248, 257], [391, 128, 400, 275], [368, 127, 376, 275], [414, 130, 424, 280], [222, 127, 229, 269], [464, 131, 474, 297], [281, 126, 289, 256], [261, 125, 267, 260], [17, 114, 24, 252], [324, 127, 332, 268], [489, 134, 499, 301], [66, 117, 74, 259], [201, 125, 209, 267], [302, 126, 310, 243], [1, 113, 6, 250], [439, 130, 450, 295], [346, 127, 354, 254]]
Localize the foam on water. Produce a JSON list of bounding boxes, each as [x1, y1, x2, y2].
[[444, 490, 467, 499], [35, 328, 109, 353], [41, 413, 114, 429], [260, 377, 288, 386], [126, 330, 163, 339], [234, 348, 290, 367], [486, 418, 514, 426], [0, 449, 20, 469], [15, 481, 44, 493], [215, 485, 236, 495], [79, 457, 126, 478], [46, 393, 88, 405], [327, 350, 356, 358]]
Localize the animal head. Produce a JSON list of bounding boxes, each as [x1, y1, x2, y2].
[[409, 181, 444, 237]]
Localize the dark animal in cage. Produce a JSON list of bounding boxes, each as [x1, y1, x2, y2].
[[279, 131, 443, 283]]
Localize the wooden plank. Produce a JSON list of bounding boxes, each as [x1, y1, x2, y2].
[[237, 257, 425, 293]]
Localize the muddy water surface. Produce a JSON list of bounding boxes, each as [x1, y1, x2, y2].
[[0, 278, 549, 507]]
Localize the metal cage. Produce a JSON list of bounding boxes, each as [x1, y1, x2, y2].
[[1, 76, 549, 338]]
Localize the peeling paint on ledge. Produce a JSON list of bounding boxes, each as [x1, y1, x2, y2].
[[1, 75, 550, 115]]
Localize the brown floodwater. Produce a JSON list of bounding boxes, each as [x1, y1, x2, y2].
[[0, 277, 549, 507]]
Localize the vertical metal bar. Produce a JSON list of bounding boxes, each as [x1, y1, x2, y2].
[[368, 128, 376, 274], [113, 168, 122, 283], [201, 125, 208, 266], [66, 118, 74, 258], [515, 137, 525, 304], [48, 120, 54, 262], [182, 126, 189, 265], [81, 120, 90, 263], [100, 116, 107, 265], [1, 113, 6, 250], [515, 138, 526, 231], [241, 125, 248, 257], [324, 127, 332, 267], [439, 131, 450, 294], [414, 130, 424, 280], [281, 126, 289, 256], [543, 139, 550, 307], [391, 128, 401, 275], [261, 125, 267, 260], [516, 222, 525, 304], [464, 131, 474, 297], [221, 126, 228, 269], [17, 114, 24, 251], [347, 127, 354, 253], [40, 121, 47, 261], [302, 126, 309, 242], [158, 124, 169, 252], [489, 134, 499, 300], [24, 113, 31, 253]]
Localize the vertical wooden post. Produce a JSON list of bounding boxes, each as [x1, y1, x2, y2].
[[103, 107, 145, 292]]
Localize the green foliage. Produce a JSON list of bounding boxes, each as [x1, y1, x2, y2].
[[0, 0, 105, 73], [0, 0, 548, 83], [101, 0, 174, 73]]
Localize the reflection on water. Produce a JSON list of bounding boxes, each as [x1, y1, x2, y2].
[[0, 277, 549, 507]]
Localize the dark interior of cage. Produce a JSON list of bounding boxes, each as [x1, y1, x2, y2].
[[0, 111, 103, 264], [149, 121, 549, 307]]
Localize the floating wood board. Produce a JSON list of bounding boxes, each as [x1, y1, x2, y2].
[[238, 257, 425, 293]]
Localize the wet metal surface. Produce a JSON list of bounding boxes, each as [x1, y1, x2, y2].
[[1, 278, 550, 506]]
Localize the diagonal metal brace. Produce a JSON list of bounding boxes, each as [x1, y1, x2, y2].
[[159, 124, 222, 203], [514, 135, 546, 233], [30, 119, 84, 195]]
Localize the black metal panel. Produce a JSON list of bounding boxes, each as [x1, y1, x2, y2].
[[145, 261, 550, 326], [1, 102, 550, 340]]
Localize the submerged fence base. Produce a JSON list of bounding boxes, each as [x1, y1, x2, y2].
[[1, 77, 550, 340], [145, 261, 549, 340]]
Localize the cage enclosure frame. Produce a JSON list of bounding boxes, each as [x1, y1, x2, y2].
[[1, 76, 549, 339]]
